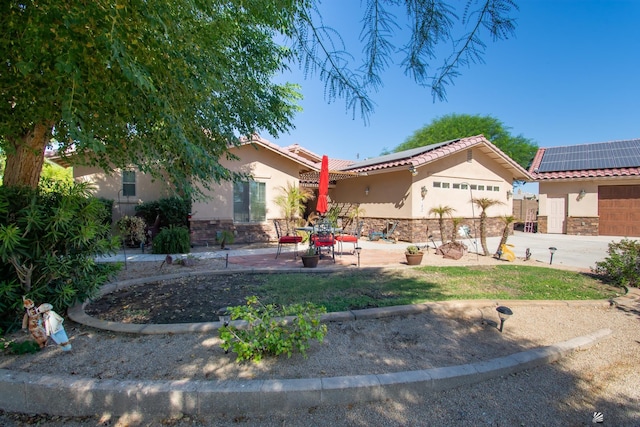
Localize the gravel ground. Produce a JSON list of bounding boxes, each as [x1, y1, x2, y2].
[[1, 254, 639, 426]]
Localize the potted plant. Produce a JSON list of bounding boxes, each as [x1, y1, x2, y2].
[[301, 246, 319, 268], [405, 245, 424, 266]]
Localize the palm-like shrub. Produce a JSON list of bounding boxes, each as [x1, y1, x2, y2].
[[472, 198, 503, 256], [151, 225, 191, 254], [273, 182, 311, 235], [0, 182, 120, 330], [494, 215, 516, 257], [429, 205, 455, 244]]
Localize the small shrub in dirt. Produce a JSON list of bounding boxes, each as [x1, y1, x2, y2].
[[152, 225, 190, 254], [5, 340, 41, 355], [593, 239, 640, 288], [116, 215, 147, 247], [219, 296, 327, 362]]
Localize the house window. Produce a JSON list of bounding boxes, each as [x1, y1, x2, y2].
[[233, 181, 266, 223], [460, 183, 468, 189], [122, 170, 136, 197], [478, 185, 485, 191], [433, 182, 442, 188], [442, 182, 450, 189], [453, 183, 460, 189]]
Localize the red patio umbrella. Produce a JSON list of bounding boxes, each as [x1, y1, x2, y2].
[[316, 155, 329, 214]]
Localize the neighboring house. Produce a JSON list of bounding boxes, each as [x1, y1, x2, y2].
[[50, 134, 532, 244], [529, 138, 640, 237], [48, 156, 173, 218]]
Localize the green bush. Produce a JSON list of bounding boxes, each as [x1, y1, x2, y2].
[[593, 239, 640, 288], [216, 230, 235, 247], [151, 225, 190, 254], [116, 215, 147, 247], [135, 196, 191, 229], [0, 182, 121, 331], [96, 198, 114, 225], [5, 340, 40, 355], [219, 296, 327, 362]]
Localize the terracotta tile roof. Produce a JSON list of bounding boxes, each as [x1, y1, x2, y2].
[[238, 135, 319, 170], [339, 135, 531, 180], [242, 136, 357, 182], [529, 139, 640, 181]]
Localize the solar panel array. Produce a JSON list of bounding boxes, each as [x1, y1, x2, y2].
[[537, 139, 640, 172]]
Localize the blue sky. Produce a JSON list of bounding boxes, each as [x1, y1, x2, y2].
[[267, 1, 640, 193]]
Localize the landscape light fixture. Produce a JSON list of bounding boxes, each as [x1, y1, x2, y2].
[[578, 189, 586, 201], [421, 186, 428, 199], [355, 246, 362, 267], [409, 166, 418, 176], [549, 247, 557, 264], [219, 315, 230, 327], [496, 306, 513, 332], [365, 186, 370, 196], [506, 190, 513, 200]]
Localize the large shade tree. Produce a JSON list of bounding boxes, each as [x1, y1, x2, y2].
[[393, 113, 537, 169], [1, 1, 519, 193]]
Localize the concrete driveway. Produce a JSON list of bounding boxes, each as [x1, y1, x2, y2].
[[355, 231, 627, 271], [481, 231, 622, 271]]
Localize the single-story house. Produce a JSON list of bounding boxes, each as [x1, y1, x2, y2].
[[529, 138, 640, 237], [51, 134, 532, 244]]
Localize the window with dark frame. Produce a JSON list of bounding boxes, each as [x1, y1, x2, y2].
[[233, 181, 266, 223], [122, 170, 136, 197]]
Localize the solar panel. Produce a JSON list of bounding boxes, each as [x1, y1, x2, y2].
[[537, 140, 640, 172]]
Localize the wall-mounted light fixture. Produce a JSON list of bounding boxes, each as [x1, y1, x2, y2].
[[365, 186, 370, 196], [577, 189, 586, 201], [421, 186, 428, 199], [506, 190, 513, 200], [408, 166, 418, 176]]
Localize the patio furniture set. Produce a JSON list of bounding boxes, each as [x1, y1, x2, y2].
[[274, 219, 365, 263]]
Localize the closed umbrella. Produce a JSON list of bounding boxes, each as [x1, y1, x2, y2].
[[316, 155, 329, 214]]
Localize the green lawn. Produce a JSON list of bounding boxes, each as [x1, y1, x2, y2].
[[253, 265, 621, 313]]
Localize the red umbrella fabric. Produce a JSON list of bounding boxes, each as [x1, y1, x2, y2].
[[316, 155, 329, 214]]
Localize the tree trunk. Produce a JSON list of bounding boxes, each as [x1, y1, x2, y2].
[[479, 212, 490, 256], [494, 225, 510, 257], [2, 123, 52, 188]]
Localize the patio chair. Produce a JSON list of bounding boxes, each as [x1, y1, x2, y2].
[[335, 220, 363, 256], [311, 219, 335, 262], [369, 220, 399, 242], [274, 220, 302, 259]]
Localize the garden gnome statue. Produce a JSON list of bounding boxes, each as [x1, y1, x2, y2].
[[22, 297, 72, 351]]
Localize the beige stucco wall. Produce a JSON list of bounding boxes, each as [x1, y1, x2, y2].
[[415, 149, 513, 218], [191, 144, 305, 223], [73, 165, 171, 217], [331, 170, 412, 218], [539, 177, 640, 218], [333, 148, 514, 220], [538, 180, 598, 218]]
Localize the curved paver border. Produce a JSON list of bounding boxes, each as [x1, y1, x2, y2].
[[68, 268, 618, 334], [0, 329, 612, 418], [4, 272, 632, 419]]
